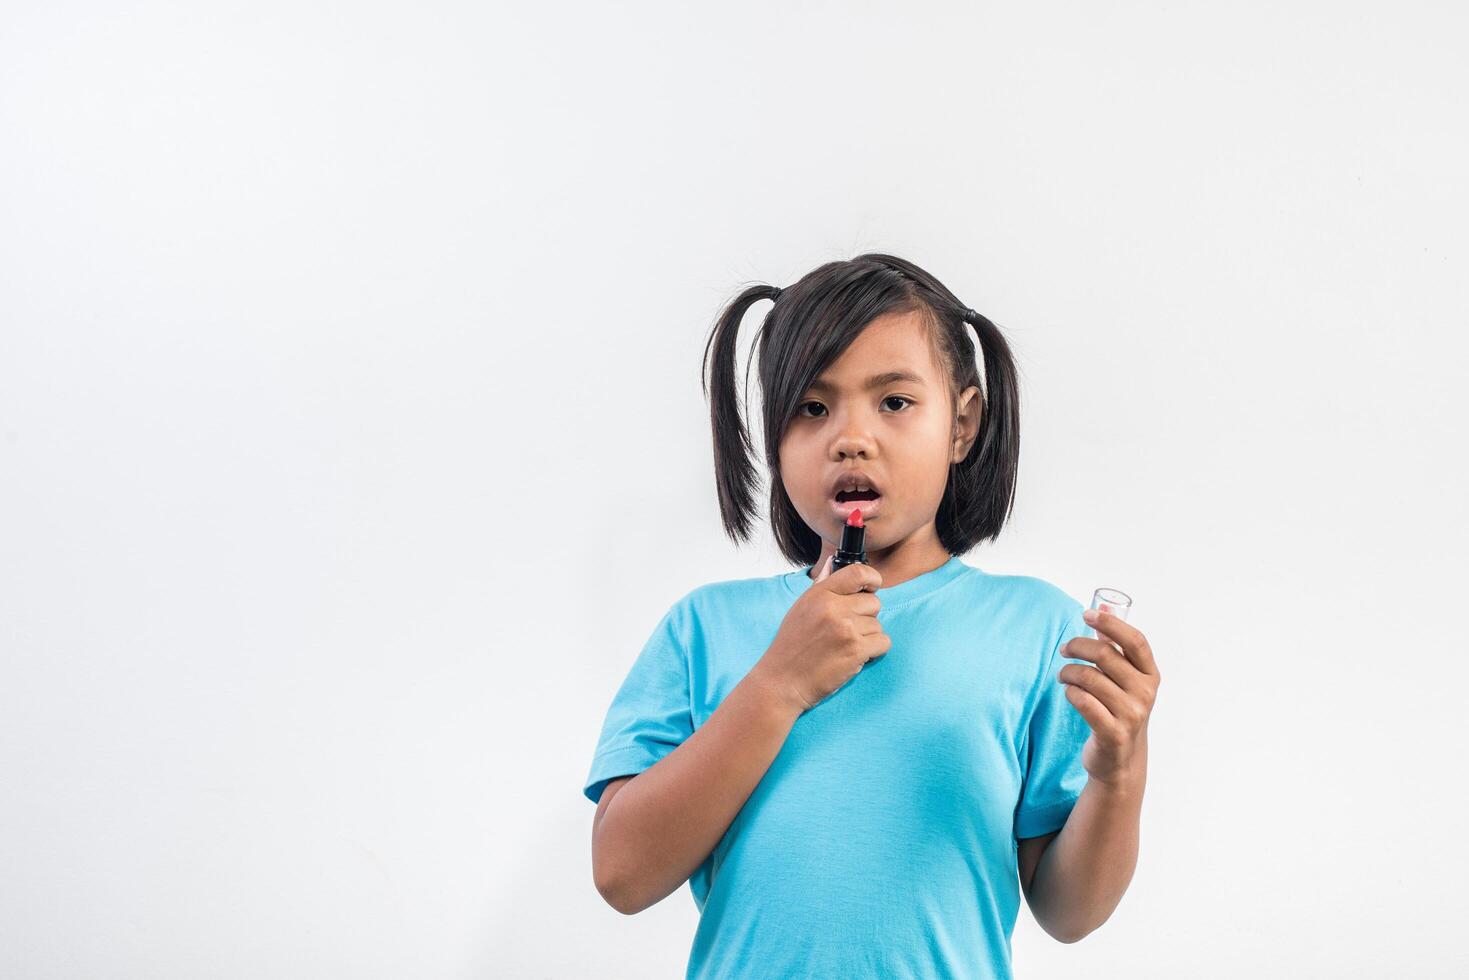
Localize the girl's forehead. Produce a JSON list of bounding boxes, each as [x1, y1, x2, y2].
[[811, 313, 940, 387]]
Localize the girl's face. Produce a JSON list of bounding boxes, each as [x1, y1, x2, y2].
[[777, 310, 981, 563]]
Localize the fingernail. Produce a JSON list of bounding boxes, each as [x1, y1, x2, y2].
[[1083, 609, 1098, 622]]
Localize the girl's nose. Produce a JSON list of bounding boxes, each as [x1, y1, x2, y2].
[[832, 430, 875, 459]]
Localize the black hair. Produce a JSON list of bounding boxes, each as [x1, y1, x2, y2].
[[700, 252, 1022, 567]]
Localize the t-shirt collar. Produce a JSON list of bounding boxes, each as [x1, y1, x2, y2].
[[782, 554, 970, 609]]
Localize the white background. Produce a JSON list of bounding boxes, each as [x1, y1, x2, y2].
[[3, 1, 1466, 977]]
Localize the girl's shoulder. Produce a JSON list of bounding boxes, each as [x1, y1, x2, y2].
[[985, 570, 1081, 606], [963, 566, 1086, 624], [656, 567, 796, 619]]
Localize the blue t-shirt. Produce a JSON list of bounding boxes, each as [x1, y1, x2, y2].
[[583, 555, 1092, 980]]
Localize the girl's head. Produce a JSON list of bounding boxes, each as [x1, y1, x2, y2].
[[702, 252, 1022, 567]]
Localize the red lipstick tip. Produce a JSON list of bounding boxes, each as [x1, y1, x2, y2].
[[846, 507, 864, 528]]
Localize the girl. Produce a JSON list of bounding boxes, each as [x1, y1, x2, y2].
[[584, 253, 1159, 979]]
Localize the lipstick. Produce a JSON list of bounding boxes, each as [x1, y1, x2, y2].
[[831, 507, 868, 571]]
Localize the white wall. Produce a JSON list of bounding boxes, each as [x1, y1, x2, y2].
[[2, 1, 1465, 977]]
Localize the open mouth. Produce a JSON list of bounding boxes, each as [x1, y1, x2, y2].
[[834, 488, 881, 504]]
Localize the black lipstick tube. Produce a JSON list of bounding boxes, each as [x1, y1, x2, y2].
[[831, 520, 868, 571]]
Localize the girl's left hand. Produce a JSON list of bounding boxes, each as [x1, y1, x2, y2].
[[1058, 608, 1161, 789]]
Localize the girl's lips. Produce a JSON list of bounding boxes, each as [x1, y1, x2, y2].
[[831, 496, 881, 521]]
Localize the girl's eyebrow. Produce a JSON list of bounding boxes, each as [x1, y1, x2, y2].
[[806, 370, 927, 394]]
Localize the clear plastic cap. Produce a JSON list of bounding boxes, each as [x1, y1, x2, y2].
[[1088, 587, 1132, 641]]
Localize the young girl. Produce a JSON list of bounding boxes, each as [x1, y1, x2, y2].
[[584, 253, 1159, 979]]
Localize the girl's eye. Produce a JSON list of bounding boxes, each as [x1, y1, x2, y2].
[[796, 396, 912, 419]]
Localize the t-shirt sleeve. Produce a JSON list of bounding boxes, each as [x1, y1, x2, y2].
[[1013, 604, 1093, 840], [582, 598, 695, 805]]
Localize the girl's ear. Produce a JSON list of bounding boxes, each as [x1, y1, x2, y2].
[[951, 384, 983, 463]]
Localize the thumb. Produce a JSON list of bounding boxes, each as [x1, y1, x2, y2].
[[813, 555, 834, 583]]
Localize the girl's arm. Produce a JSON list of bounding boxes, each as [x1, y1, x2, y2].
[[1025, 606, 1158, 941], [591, 665, 803, 915], [1021, 754, 1146, 942]]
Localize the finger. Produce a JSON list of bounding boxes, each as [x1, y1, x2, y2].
[[1061, 682, 1121, 739], [844, 592, 881, 618], [1084, 609, 1159, 676], [813, 555, 834, 583], [1057, 664, 1131, 723], [1061, 636, 1149, 697], [824, 561, 883, 595], [860, 631, 892, 661]]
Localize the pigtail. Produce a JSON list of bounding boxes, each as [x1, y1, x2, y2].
[[947, 307, 1023, 548], [701, 285, 783, 545]]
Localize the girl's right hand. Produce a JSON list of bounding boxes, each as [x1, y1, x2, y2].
[[752, 556, 890, 714]]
